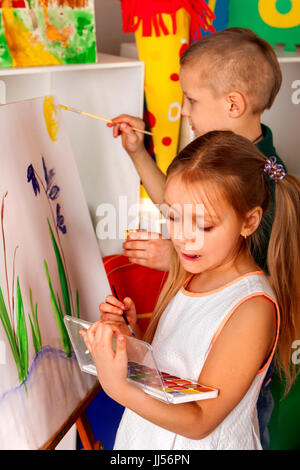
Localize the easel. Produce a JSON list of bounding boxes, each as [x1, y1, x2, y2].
[[41, 383, 103, 450]]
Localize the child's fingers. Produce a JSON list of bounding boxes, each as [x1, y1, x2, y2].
[[100, 295, 125, 311], [119, 122, 136, 135], [110, 114, 145, 130], [127, 231, 161, 241], [122, 297, 134, 310], [96, 322, 120, 355], [113, 123, 121, 138], [100, 313, 126, 325], [80, 320, 101, 351], [107, 115, 145, 141], [115, 334, 127, 358], [79, 329, 89, 348], [85, 320, 102, 343], [99, 302, 124, 318]]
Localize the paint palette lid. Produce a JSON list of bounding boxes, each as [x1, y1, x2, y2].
[[63, 316, 169, 403], [64, 316, 98, 376], [64, 317, 218, 404]]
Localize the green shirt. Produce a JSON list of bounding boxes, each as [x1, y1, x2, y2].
[[254, 124, 287, 273]]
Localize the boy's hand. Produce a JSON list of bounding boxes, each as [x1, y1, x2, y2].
[[107, 114, 146, 158], [123, 231, 172, 271], [99, 295, 137, 336]]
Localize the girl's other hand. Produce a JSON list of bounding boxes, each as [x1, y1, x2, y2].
[[80, 321, 129, 400], [99, 295, 137, 336]]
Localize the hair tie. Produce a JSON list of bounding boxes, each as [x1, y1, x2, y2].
[[264, 156, 286, 183]]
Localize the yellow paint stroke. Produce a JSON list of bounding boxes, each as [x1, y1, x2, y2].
[[43, 96, 59, 142], [1, 5, 61, 67]]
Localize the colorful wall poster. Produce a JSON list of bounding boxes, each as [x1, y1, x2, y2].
[[0, 0, 97, 68], [0, 96, 110, 449], [228, 0, 300, 52], [200, 0, 229, 37]]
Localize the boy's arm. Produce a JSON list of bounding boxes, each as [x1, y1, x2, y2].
[[130, 146, 166, 205], [108, 115, 166, 204]]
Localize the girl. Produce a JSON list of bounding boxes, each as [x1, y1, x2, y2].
[[81, 131, 300, 450]]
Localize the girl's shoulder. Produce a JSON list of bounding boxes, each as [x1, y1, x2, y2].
[[208, 273, 279, 361]]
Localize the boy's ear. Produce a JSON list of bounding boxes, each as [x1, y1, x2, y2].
[[226, 91, 246, 118], [241, 206, 263, 238]]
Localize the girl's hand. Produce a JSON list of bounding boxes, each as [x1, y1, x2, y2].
[[99, 295, 137, 336], [80, 321, 129, 401], [107, 114, 146, 157]]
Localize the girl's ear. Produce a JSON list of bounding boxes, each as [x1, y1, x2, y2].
[[241, 206, 263, 238], [226, 91, 246, 118]]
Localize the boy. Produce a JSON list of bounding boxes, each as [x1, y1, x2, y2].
[[107, 28, 286, 449], [109, 28, 285, 273]]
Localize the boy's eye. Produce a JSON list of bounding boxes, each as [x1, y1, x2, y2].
[[187, 97, 195, 104]]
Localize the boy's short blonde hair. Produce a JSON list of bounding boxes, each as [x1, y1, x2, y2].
[[180, 28, 282, 114]]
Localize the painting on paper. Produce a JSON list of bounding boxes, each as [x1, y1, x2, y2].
[[0, 95, 110, 449], [0, 1, 97, 68]]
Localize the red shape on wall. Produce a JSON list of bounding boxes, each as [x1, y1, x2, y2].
[[162, 136, 172, 146], [144, 109, 156, 129], [179, 43, 189, 57], [170, 73, 179, 81], [0, 1, 26, 6]]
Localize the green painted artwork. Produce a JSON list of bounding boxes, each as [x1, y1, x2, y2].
[[0, 0, 97, 68], [228, 0, 300, 52]]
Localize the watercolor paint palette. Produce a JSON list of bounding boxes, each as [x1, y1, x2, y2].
[[127, 361, 218, 404], [64, 316, 218, 404]]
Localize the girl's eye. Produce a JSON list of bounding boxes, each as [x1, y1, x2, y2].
[[168, 214, 180, 223], [187, 97, 195, 104], [164, 212, 181, 223], [197, 225, 213, 232]]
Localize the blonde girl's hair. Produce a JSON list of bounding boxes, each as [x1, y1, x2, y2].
[[144, 131, 300, 394]]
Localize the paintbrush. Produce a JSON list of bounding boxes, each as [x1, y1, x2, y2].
[[58, 104, 154, 136], [112, 285, 136, 337]]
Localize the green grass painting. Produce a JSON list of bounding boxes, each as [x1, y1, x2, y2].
[[28, 288, 42, 355], [0, 191, 43, 387]]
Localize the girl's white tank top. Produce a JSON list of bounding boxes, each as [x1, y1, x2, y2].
[[113, 271, 280, 450]]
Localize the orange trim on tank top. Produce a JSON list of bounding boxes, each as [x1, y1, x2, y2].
[[181, 270, 264, 297], [208, 292, 280, 375]]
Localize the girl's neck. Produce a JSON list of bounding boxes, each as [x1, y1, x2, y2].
[[187, 252, 260, 294]]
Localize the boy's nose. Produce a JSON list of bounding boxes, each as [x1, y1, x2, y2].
[[181, 98, 190, 117]]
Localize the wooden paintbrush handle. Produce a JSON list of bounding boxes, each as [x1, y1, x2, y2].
[[59, 105, 154, 136], [82, 112, 153, 136]]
